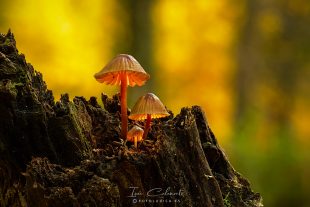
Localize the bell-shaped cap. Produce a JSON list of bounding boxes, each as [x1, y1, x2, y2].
[[129, 93, 169, 121], [94, 54, 150, 87], [127, 126, 144, 142]]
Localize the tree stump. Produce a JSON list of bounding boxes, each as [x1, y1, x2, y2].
[[0, 31, 263, 207]]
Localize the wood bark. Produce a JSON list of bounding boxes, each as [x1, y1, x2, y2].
[[0, 31, 262, 207]]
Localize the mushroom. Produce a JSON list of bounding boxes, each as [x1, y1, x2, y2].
[[94, 54, 150, 139], [127, 126, 144, 148], [129, 93, 169, 140]]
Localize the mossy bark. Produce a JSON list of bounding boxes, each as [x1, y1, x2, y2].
[[0, 31, 262, 207]]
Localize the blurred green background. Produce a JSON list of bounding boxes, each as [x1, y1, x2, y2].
[[0, 0, 309, 206]]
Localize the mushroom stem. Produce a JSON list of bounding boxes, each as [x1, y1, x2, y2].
[[142, 114, 152, 140], [120, 73, 128, 140], [134, 136, 137, 148]]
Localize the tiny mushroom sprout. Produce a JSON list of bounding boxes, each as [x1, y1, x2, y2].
[[127, 125, 144, 148], [128, 93, 169, 140], [94, 54, 150, 140]]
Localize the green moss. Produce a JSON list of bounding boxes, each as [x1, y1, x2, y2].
[[202, 141, 212, 149], [4, 38, 11, 46], [67, 102, 92, 158], [0, 80, 23, 99], [223, 192, 231, 207]]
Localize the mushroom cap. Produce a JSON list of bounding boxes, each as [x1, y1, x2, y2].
[[128, 93, 170, 121], [94, 54, 150, 87], [127, 126, 144, 142]]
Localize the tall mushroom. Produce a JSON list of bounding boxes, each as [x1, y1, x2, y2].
[[129, 93, 169, 140], [94, 54, 150, 139], [127, 126, 144, 148]]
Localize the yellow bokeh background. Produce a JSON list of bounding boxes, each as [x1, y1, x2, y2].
[[1, 0, 309, 206]]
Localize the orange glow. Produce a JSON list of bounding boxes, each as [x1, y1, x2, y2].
[[94, 54, 150, 87], [129, 93, 169, 121], [0, 0, 308, 144], [1, 1, 310, 205]]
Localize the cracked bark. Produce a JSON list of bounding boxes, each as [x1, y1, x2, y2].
[[0, 31, 262, 207]]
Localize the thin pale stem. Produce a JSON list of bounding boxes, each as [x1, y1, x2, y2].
[[142, 114, 152, 140], [120, 73, 128, 140], [134, 136, 137, 148]]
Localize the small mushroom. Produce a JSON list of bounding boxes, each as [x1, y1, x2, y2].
[[129, 93, 169, 140], [127, 126, 144, 148], [94, 54, 150, 139]]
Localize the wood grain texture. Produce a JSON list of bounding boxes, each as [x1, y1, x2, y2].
[[0, 31, 262, 207]]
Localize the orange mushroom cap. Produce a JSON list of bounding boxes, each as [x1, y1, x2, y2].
[[94, 54, 150, 87], [128, 93, 170, 121], [127, 126, 144, 142]]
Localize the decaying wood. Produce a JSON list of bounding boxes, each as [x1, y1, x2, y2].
[[0, 31, 262, 207]]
